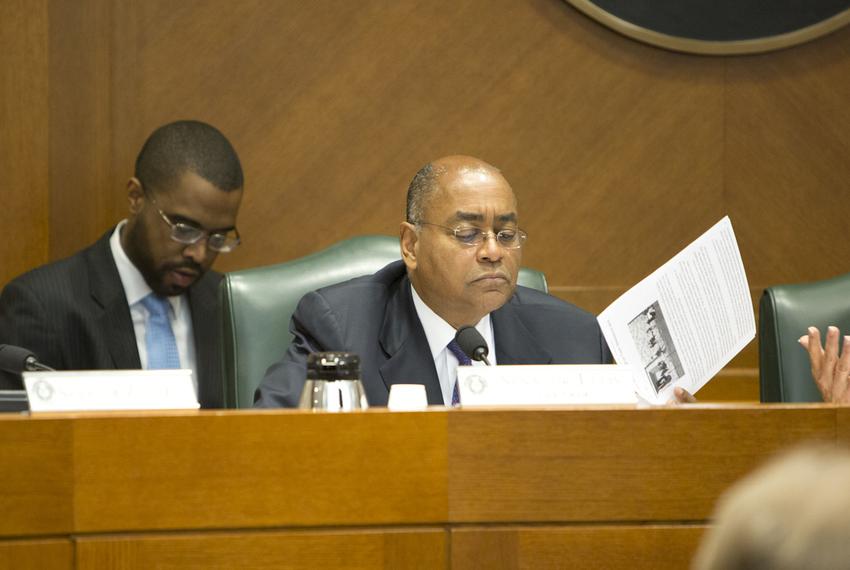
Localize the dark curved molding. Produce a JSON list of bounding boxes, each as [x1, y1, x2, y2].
[[564, 0, 850, 55]]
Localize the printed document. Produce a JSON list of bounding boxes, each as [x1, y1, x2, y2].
[[597, 216, 755, 404]]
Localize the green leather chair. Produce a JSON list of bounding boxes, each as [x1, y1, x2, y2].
[[759, 272, 850, 402], [219, 235, 549, 408]]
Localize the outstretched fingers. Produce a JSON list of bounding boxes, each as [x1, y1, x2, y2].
[[833, 335, 850, 403]]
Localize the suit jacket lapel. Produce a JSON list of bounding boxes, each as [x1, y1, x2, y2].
[[86, 232, 141, 370], [188, 272, 222, 408], [378, 276, 444, 405], [492, 300, 553, 365]]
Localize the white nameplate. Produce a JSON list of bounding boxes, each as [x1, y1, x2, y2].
[[23, 369, 200, 412], [457, 364, 640, 407]]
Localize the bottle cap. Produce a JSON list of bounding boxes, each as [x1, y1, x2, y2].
[[306, 352, 360, 380]]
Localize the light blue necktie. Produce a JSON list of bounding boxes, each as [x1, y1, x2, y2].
[[140, 294, 180, 369]]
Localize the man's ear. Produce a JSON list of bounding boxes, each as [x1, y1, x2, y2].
[[400, 222, 418, 271], [127, 177, 145, 214]]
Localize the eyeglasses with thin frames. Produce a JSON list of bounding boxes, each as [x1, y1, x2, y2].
[[144, 187, 241, 253], [418, 222, 527, 249]]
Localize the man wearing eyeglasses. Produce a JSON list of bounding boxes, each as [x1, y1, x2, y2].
[[255, 155, 611, 408], [0, 120, 243, 408]]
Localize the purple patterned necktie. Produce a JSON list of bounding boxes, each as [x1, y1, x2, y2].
[[447, 339, 472, 406]]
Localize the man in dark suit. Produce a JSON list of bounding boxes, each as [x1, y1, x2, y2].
[[0, 120, 243, 408], [255, 155, 612, 408]]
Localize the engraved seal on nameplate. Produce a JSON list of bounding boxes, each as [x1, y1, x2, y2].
[[466, 374, 487, 394], [33, 379, 54, 401]]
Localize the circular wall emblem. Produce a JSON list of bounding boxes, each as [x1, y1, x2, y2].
[[564, 0, 850, 54]]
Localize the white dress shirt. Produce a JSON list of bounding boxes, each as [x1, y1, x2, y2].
[[410, 284, 497, 405], [109, 221, 197, 391]]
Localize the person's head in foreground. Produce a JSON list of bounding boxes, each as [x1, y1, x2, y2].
[[693, 444, 850, 570]]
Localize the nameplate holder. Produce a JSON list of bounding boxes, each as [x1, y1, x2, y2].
[[23, 369, 199, 412], [457, 364, 640, 407]]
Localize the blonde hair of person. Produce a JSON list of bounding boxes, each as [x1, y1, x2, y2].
[[693, 444, 850, 570]]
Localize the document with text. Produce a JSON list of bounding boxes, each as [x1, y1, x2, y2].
[[597, 216, 755, 405]]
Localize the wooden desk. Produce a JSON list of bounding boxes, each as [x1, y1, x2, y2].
[[0, 405, 844, 569]]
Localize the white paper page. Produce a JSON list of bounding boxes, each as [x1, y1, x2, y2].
[[597, 216, 755, 404]]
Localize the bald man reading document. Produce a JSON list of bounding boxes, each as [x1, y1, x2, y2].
[[255, 156, 613, 408]]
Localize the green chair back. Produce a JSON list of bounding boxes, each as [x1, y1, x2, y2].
[[219, 235, 548, 408], [759, 272, 850, 402]]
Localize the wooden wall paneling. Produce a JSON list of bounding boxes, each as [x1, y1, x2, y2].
[[102, 0, 728, 281], [836, 406, 850, 443], [0, 539, 72, 570], [725, 25, 850, 288], [451, 526, 705, 570], [447, 406, 834, 523], [108, 1, 417, 274], [75, 529, 447, 570], [47, 0, 115, 261], [0, 0, 49, 287], [109, 0, 152, 231], [503, 1, 727, 290], [71, 411, 447, 532], [696, 368, 759, 402], [0, 417, 73, 537]]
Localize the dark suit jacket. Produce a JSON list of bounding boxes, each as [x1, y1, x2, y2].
[[254, 260, 612, 408], [0, 231, 224, 408]]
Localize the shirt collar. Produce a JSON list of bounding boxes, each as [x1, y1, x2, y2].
[[110, 220, 182, 314], [410, 283, 493, 360]]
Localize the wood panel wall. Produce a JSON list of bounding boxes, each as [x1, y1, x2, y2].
[[3, 0, 850, 399], [0, 0, 49, 282]]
